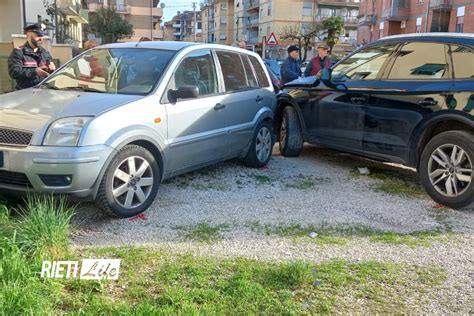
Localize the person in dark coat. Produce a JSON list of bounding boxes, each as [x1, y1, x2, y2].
[[8, 23, 55, 90], [304, 43, 332, 77], [280, 45, 301, 85]]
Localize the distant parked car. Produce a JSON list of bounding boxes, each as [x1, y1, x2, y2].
[[263, 59, 281, 80], [275, 33, 474, 209], [0, 42, 276, 217]]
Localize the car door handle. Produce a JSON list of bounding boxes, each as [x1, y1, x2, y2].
[[418, 99, 438, 106], [256, 96, 264, 103], [214, 103, 225, 111], [350, 96, 366, 104]]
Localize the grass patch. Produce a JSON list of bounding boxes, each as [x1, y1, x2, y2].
[[0, 194, 77, 314], [352, 166, 426, 198], [176, 223, 231, 243], [248, 222, 449, 247], [0, 198, 450, 314], [59, 247, 446, 314], [249, 173, 273, 185], [284, 174, 331, 190], [17, 194, 76, 259]]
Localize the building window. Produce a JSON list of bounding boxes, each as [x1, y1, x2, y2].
[[268, 2, 272, 16], [303, 2, 312, 16], [456, 17, 464, 32]]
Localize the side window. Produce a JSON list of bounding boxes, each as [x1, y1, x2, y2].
[[332, 44, 397, 81], [241, 54, 259, 88], [249, 55, 271, 87], [163, 50, 218, 102], [216, 51, 249, 92], [450, 45, 474, 79], [387, 42, 449, 80]]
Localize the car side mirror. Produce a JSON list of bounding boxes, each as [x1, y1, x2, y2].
[[168, 85, 199, 103]]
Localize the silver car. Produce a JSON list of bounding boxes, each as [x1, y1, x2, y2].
[[0, 42, 276, 217]]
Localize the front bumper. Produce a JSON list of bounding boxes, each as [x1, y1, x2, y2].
[[0, 144, 115, 199]]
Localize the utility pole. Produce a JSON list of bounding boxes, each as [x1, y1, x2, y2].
[[150, 0, 153, 40], [192, 2, 197, 42]]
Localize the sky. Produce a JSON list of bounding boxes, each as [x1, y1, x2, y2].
[[161, 0, 196, 22]]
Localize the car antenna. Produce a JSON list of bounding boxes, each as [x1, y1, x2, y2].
[[135, 38, 144, 47], [135, 37, 151, 47]]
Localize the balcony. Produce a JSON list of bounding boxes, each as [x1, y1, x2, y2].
[[381, 7, 404, 21], [115, 4, 132, 14], [317, 0, 360, 7], [358, 14, 376, 26], [245, 0, 260, 12], [316, 15, 359, 26], [172, 23, 181, 28], [58, 0, 89, 23], [429, 0, 452, 10]]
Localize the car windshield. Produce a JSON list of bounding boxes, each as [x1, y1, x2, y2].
[[41, 48, 176, 95], [331, 45, 395, 81]]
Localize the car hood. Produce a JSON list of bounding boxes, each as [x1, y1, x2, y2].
[[282, 76, 319, 88], [0, 88, 143, 131]]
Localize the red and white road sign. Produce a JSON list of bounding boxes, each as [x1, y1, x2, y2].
[[266, 32, 279, 46]]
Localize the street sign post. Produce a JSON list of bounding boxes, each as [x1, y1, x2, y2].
[[266, 32, 279, 46]]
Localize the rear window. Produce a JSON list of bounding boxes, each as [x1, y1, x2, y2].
[[450, 45, 474, 79], [250, 56, 271, 87], [241, 54, 259, 88]]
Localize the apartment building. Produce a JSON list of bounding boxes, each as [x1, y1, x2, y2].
[[164, 11, 202, 42], [86, 0, 164, 42], [358, 0, 474, 44], [201, 0, 235, 45], [233, 0, 359, 57], [0, 0, 88, 46]]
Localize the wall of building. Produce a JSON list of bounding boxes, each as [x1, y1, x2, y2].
[[358, 0, 474, 44], [0, 0, 23, 43]]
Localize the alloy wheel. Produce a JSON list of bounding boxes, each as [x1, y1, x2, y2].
[[428, 144, 472, 197], [256, 126, 272, 163], [111, 156, 154, 209]]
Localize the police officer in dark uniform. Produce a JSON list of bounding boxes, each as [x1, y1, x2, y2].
[[8, 23, 56, 90]]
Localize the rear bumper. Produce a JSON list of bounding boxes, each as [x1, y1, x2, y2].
[[0, 144, 115, 199]]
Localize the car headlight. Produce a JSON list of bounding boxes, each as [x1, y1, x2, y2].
[[43, 117, 92, 146]]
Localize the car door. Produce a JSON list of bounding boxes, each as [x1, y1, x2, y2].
[[163, 49, 226, 172], [214, 50, 268, 156], [303, 43, 397, 152], [362, 41, 450, 163]]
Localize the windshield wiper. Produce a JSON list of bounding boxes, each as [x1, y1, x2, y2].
[[59, 86, 105, 93], [40, 82, 60, 90]]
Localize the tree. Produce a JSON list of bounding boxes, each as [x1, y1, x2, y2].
[[279, 22, 322, 61], [89, 7, 134, 43], [321, 17, 345, 54]]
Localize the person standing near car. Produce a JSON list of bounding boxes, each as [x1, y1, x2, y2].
[[304, 44, 331, 77], [8, 23, 56, 90], [280, 45, 302, 85]]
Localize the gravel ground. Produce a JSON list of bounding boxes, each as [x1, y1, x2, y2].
[[71, 144, 474, 313]]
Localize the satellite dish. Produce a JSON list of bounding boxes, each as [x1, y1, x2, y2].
[[160, 3, 165, 8]]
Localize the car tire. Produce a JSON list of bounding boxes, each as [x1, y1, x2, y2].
[[96, 145, 161, 218], [419, 130, 474, 209], [243, 120, 274, 168], [279, 106, 303, 157]]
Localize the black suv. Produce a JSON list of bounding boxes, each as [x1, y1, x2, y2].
[[275, 33, 474, 209]]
